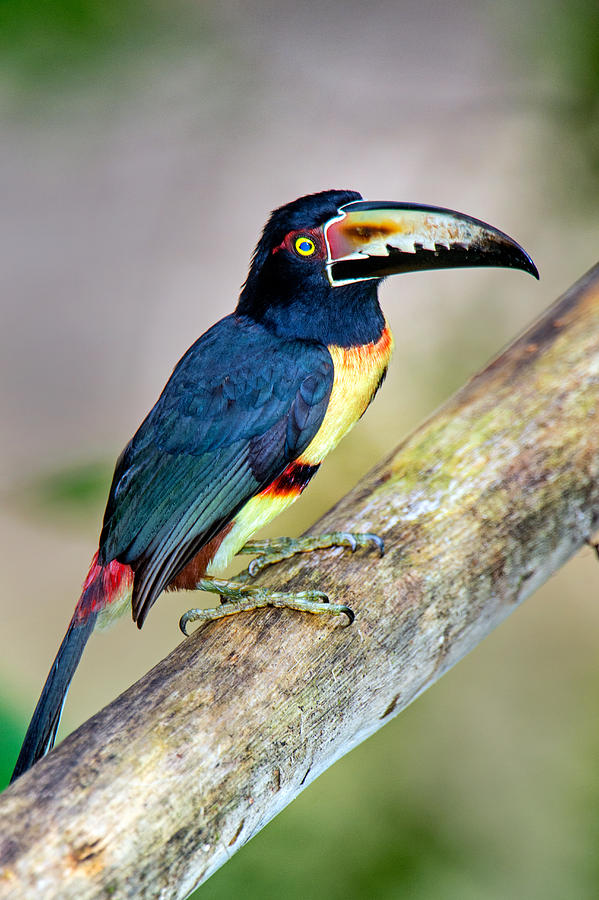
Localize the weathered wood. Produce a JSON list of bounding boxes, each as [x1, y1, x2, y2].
[[2, 263, 599, 899]]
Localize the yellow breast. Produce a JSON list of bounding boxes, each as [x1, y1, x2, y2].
[[206, 322, 394, 575], [298, 321, 394, 466]]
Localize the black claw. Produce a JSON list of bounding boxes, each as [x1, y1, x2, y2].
[[361, 533, 384, 556], [371, 535, 385, 556], [341, 605, 355, 625]]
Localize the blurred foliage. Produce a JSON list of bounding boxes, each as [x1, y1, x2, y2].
[[10, 459, 113, 528], [0, 703, 23, 791], [515, 0, 599, 197], [543, 0, 599, 184], [31, 460, 112, 511], [0, 0, 209, 95]]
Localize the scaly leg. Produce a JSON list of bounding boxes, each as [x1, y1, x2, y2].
[[236, 531, 384, 578], [180, 577, 354, 635]]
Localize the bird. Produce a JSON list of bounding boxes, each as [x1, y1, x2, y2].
[[10, 189, 538, 782]]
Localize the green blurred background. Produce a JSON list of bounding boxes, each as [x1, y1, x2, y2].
[[1, 1, 599, 897]]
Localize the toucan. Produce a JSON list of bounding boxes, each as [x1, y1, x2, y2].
[[11, 189, 538, 782]]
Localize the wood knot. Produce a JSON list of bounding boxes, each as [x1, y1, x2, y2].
[[67, 837, 105, 876]]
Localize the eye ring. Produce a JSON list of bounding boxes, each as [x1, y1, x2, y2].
[[294, 235, 316, 257]]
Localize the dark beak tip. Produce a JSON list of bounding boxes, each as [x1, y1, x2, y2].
[[515, 250, 539, 281], [497, 237, 539, 281]]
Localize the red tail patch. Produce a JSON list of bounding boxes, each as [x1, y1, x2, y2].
[[75, 552, 133, 623]]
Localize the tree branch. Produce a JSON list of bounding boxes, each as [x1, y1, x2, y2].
[[2, 263, 599, 899]]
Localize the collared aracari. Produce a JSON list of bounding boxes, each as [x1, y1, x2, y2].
[[11, 189, 537, 782]]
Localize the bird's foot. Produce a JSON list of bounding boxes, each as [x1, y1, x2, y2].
[[236, 531, 384, 578], [179, 577, 354, 635]]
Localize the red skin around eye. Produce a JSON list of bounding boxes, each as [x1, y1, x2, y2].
[[272, 228, 324, 258]]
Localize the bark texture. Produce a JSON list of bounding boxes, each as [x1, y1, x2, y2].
[[2, 263, 599, 899]]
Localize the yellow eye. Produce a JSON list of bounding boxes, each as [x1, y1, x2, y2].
[[294, 235, 316, 257]]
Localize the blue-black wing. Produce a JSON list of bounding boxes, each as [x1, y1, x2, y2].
[[99, 314, 334, 626]]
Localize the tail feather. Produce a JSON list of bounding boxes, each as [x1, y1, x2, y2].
[[10, 612, 97, 783], [10, 553, 132, 783]]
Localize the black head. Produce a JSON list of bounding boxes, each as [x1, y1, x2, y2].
[[236, 188, 383, 344], [237, 189, 362, 308]]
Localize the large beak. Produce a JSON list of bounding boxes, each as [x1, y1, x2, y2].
[[324, 200, 538, 286]]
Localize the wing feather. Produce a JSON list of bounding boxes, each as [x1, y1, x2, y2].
[[98, 315, 334, 626]]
